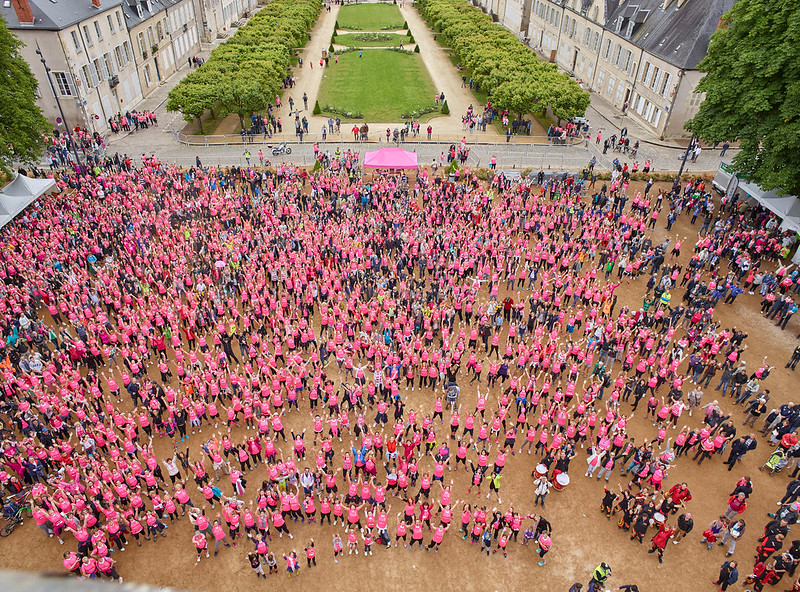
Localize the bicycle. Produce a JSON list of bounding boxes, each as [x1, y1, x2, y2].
[[1, 490, 32, 537]]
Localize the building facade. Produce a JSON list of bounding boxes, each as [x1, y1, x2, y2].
[[196, 0, 257, 43], [121, 0, 201, 98], [0, 0, 210, 133], [2, 0, 142, 134], [475, 0, 734, 139]]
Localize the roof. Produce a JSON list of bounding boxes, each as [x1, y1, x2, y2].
[[0, 0, 123, 31], [0, 174, 56, 230], [120, 0, 183, 29], [606, 0, 735, 70]]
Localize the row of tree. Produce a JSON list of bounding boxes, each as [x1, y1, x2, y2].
[[167, 0, 322, 133], [417, 0, 589, 122]]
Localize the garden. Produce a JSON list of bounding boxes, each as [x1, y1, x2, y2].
[[316, 48, 438, 122], [336, 3, 406, 30]]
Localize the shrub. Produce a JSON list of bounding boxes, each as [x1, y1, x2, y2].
[[408, 35, 415, 43], [403, 20, 408, 28], [445, 160, 459, 174], [313, 100, 322, 115], [441, 100, 449, 114], [414, 44, 420, 52], [329, 44, 334, 53]]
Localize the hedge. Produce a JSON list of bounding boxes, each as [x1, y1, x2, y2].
[[167, 0, 322, 131], [417, 0, 589, 121]]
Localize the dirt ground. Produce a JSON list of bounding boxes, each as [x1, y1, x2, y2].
[[1, 177, 798, 592]]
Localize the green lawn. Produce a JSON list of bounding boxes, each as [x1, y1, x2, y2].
[[336, 32, 409, 47], [336, 3, 405, 30], [317, 50, 438, 122]]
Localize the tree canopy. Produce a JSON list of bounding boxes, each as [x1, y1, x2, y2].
[[417, 0, 589, 121], [686, 0, 800, 196], [167, 0, 322, 130], [0, 19, 50, 175]]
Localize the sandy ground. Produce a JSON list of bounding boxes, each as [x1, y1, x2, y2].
[[0, 178, 798, 592]]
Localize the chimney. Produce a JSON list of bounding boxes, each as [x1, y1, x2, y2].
[[92, 0, 101, 8], [11, 0, 34, 24]]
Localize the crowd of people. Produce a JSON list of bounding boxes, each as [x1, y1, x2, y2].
[[0, 148, 798, 592]]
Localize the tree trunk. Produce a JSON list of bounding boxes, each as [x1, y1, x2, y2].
[[196, 115, 204, 135]]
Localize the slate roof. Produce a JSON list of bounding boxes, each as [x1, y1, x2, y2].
[[0, 0, 123, 30], [120, 0, 182, 29], [607, 0, 735, 69]]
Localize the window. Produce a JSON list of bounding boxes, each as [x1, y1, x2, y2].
[[92, 58, 104, 82], [138, 32, 146, 56], [660, 73, 673, 97], [81, 65, 93, 88], [114, 46, 124, 70], [83, 25, 93, 46], [651, 69, 661, 91], [644, 101, 653, 121], [593, 32, 600, 52], [607, 75, 615, 96], [102, 53, 114, 78], [52, 71, 75, 96], [123, 41, 133, 64], [613, 45, 622, 68], [107, 15, 115, 34], [615, 82, 625, 103], [597, 68, 605, 89], [94, 21, 103, 41], [147, 26, 155, 48], [116, 11, 123, 30], [651, 108, 661, 127], [689, 92, 704, 108], [157, 21, 164, 41], [624, 51, 632, 73], [71, 30, 82, 52], [603, 39, 611, 60], [144, 65, 152, 86], [636, 95, 645, 115], [625, 21, 634, 38], [641, 62, 652, 84]]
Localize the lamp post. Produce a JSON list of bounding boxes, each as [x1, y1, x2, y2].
[[674, 133, 695, 193], [35, 40, 82, 166]]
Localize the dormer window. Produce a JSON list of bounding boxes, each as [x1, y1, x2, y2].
[[616, 17, 624, 32], [626, 20, 635, 37], [137, 5, 143, 18]]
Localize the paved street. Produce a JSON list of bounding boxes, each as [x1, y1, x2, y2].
[[99, 1, 735, 174]]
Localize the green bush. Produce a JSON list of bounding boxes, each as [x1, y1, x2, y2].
[[167, 0, 323, 126], [441, 100, 449, 114], [313, 100, 322, 115], [329, 44, 334, 53], [408, 35, 415, 43], [407, 29, 412, 36], [335, 20, 339, 28], [417, 0, 589, 121], [445, 160, 459, 174], [414, 44, 420, 53], [403, 20, 408, 29]]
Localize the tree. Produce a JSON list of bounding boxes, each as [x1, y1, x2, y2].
[[686, 0, 800, 195], [441, 100, 449, 115], [0, 20, 50, 175]]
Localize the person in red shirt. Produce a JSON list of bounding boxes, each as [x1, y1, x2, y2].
[[648, 523, 675, 563]]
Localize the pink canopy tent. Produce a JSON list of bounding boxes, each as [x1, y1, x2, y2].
[[363, 147, 419, 170]]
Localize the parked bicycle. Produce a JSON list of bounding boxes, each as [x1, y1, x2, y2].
[[1, 490, 32, 537]]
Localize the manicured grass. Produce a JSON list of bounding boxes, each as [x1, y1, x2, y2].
[[317, 50, 438, 122], [336, 32, 409, 47], [336, 3, 405, 30]]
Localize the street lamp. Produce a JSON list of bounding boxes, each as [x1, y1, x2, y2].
[[35, 40, 82, 166], [674, 133, 695, 193]]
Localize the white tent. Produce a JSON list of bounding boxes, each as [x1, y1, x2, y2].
[[0, 174, 57, 230]]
